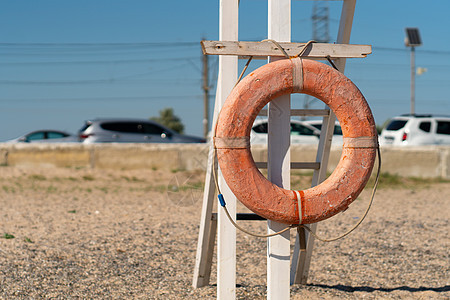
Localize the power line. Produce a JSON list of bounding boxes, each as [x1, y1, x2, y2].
[[0, 95, 204, 102], [373, 46, 450, 55], [0, 56, 200, 66], [347, 61, 450, 68], [0, 79, 200, 86], [0, 61, 201, 85], [0, 42, 201, 56], [0, 42, 448, 54], [0, 42, 199, 48]]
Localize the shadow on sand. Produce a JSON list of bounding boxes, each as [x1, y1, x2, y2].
[[309, 283, 450, 293]]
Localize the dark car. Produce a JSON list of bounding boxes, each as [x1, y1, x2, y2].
[[78, 118, 206, 143], [6, 130, 78, 143]]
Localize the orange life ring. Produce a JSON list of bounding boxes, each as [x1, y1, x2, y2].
[[214, 58, 378, 225]]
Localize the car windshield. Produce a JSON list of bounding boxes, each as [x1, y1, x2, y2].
[[386, 120, 408, 131], [291, 123, 315, 135], [101, 122, 139, 133], [252, 122, 316, 136], [437, 121, 450, 135], [79, 123, 91, 132], [47, 132, 67, 139], [252, 123, 268, 133], [27, 132, 45, 141], [333, 126, 342, 135], [309, 123, 342, 135], [419, 121, 431, 132]]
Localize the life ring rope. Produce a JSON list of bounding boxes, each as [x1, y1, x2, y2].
[[213, 136, 378, 150], [343, 137, 379, 148], [213, 136, 250, 149], [212, 46, 380, 238], [213, 146, 381, 241], [216, 58, 378, 224]]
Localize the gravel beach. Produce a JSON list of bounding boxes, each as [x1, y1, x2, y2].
[[0, 166, 448, 299]]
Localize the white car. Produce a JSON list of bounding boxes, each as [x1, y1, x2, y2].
[[380, 114, 450, 146], [250, 119, 321, 144]]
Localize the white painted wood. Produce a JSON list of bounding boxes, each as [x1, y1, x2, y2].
[[192, 139, 219, 288], [201, 40, 371, 58], [290, 226, 307, 284], [193, 39, 228, 287], [194, 0, 364, 295], [291, 0, 357, 285], [335, 0, 357, 71], [217, 0, 238, 299], [192, 66, 227, 287], [291, 111, 335, 284], [267, 0, 291, 299], [267, 220, 291, 299]]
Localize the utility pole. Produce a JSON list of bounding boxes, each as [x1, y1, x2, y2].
[[405, 28, 422, 115], [303, 1, 329, 118], [202, 42, 210, 139], [410, 46, 416, 115], [312, 0, 330, 43]]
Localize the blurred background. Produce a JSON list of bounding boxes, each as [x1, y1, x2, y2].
[[1, 0, 449, 142]]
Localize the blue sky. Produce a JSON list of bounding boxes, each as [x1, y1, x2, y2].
[[1, 0, 449, 141]]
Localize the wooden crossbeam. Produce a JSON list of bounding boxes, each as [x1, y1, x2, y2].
[[212, 213, 266, 221], [201, 40, 371, 59], [258, 108, 330, 117], [255, 162, 320, 170]]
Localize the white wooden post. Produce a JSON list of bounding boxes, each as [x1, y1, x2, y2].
[[194, 0, 365, 296], [192, 89, 221, 289], [217, 0, 238, 299], [267, 0, 291, 299], [335, 0, 356, 71], [290, 0, 357, 285]]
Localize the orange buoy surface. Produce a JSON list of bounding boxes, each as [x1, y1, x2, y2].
[[214, 58, 378, 225]]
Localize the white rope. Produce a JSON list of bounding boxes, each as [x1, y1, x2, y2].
[[213, 39, 381, 241]]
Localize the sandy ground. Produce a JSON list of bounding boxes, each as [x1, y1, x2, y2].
[[0, 165, 448, 299]]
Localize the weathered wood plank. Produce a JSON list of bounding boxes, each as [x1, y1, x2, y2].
[[201, 40, 371, 58]]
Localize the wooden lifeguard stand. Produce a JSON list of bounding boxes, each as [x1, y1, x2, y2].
[[193, 0, 371, 298]]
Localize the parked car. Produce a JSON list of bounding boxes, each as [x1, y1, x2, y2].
[[304, 120, 342, 135], [78, 118, 206, 144], [250, 119, 321, 144], [304, 119, 343, 145], [380, 114, 450, 146], [6, 130, 78, 143]]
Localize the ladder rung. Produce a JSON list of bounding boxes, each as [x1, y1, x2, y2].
[[291, 109, 330, 117], [255, 162, 320, 170], [292, 162, 320, 169], [212, 213, 266, 221], [237, 213, 266, 221], [258, 109, 330, 117]]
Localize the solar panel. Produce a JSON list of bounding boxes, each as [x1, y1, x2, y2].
[[405, 28, 422, 47]]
